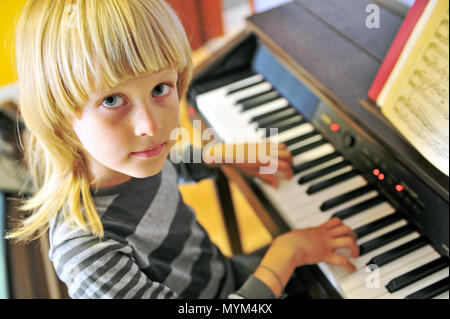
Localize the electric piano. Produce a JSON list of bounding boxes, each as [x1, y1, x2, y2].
[[187, 0, 449, 299]]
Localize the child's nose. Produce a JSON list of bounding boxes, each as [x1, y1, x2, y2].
[[133, 103, 163, 136]]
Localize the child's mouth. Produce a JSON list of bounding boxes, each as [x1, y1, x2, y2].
[[131, 142, 167, 158]]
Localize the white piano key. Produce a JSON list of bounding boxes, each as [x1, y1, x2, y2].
[[292, 155, 345, 178], [244, 103, 303, 124], [291, 144, 336, 166], [356, 219, 409, 246], [377, 267, 449, 299], [197, 96, 249, 142], [343, 202, 395, 229], [344, 249, 441, 299], [248, 107, 296, 126], [267, 163, 353, 204], [225, 74, 264, 92], [196, 88, 225, 106], [197, 80, 278, 143], [264, 115, 304, 131], [327, 225, 420, 280], [285, 134, 323, 151], [281, 173, 366, 212], [281, 166, 364, 209], [227, 82, 273, 103], [289, 149, 343, 177], [293, 189, 380, 228], [256, 155, 345, 201], [240, 98, 290, 120], [255, 166, 364, 226], [344, 202, 396, 230], [339, 245, 437, 296], [266, 123, 316, 145], [433, 291, 449, 299]]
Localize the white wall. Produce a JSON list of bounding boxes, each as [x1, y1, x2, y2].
[[253, 0, 293, 12]]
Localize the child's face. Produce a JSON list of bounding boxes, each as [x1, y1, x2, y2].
[[72, 69, 180, 187]]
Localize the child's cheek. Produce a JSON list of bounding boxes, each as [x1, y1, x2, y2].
[[98, 107, 129, 124], [161, 96, 180, 123]]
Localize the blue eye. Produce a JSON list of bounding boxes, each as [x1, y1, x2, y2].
[[152, 83, 171, 97], [101, 95, 125, 108]]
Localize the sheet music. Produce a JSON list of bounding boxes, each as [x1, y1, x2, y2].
[[379, 0, 449, 176]]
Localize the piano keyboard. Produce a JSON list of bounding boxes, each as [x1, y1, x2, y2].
[[196, 74, 449, 299]]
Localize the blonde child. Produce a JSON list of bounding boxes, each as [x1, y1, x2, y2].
[[6, 0, 358, 299]]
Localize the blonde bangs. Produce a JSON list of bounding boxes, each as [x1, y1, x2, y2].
[[61, 0, 192, 105]]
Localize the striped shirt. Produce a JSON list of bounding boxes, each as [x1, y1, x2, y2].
[[48, 146, 276, 299]]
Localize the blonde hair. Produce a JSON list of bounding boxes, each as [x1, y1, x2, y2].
[[6, 0, 193, 243]]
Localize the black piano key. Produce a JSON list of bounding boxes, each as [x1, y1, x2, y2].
[[358, 224, 415, 256], [291, 139, 327, 156], [292, 152, 341, 174], [404, 277, 449, 299], [306, 170, 359, 195], [271, 116, 304, 129], [259, 114, 302, 130], [242, 97, 283, 112], [257, 113, 301, 129], [386, 257, 449, 293], [367, 237, 428, 268], [227, 79, 266, 95], [240, 91, 281, 111], [284, 131, 320, 147], [234, 89, 275, 105], [332, 195, 386, 220], [252, 108, 295, 125], [320, 185, 373, 211], [353, 212, 403, 239], [249, 105, 293, 121], [266, 119, 307, 136], [298, 160, 349, 184]]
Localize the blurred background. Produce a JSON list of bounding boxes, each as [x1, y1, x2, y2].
[[0, 0, 416, 299]]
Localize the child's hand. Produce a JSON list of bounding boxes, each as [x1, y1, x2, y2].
[[273, 217, 359, 273], [228, 142, 294, 188]]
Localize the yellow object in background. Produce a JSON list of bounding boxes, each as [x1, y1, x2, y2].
[[0, 1, 28, 87]]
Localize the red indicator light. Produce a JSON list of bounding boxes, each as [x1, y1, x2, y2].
[[330, 123, 340, 132], [373, 169, 380, 176], [188, 107, 196, 115], [396, 185, 404, 192], [378, 174, 385, 180]]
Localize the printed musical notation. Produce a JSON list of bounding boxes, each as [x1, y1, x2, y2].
[[380, 2, 449, 176]]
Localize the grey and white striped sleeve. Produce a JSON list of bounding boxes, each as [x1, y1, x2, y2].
[[49, 235, 178, 299]]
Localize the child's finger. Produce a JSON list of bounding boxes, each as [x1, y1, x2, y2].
[[276, 150, 293, 163], [276, 160, 294, 179], [323, 217, 343, 229], [328, 224, 357, 240], [256, 171, 279, 188], [274, 147, 291, 156], [327, 253, 357, 273], [331, 237, 360, 258]]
